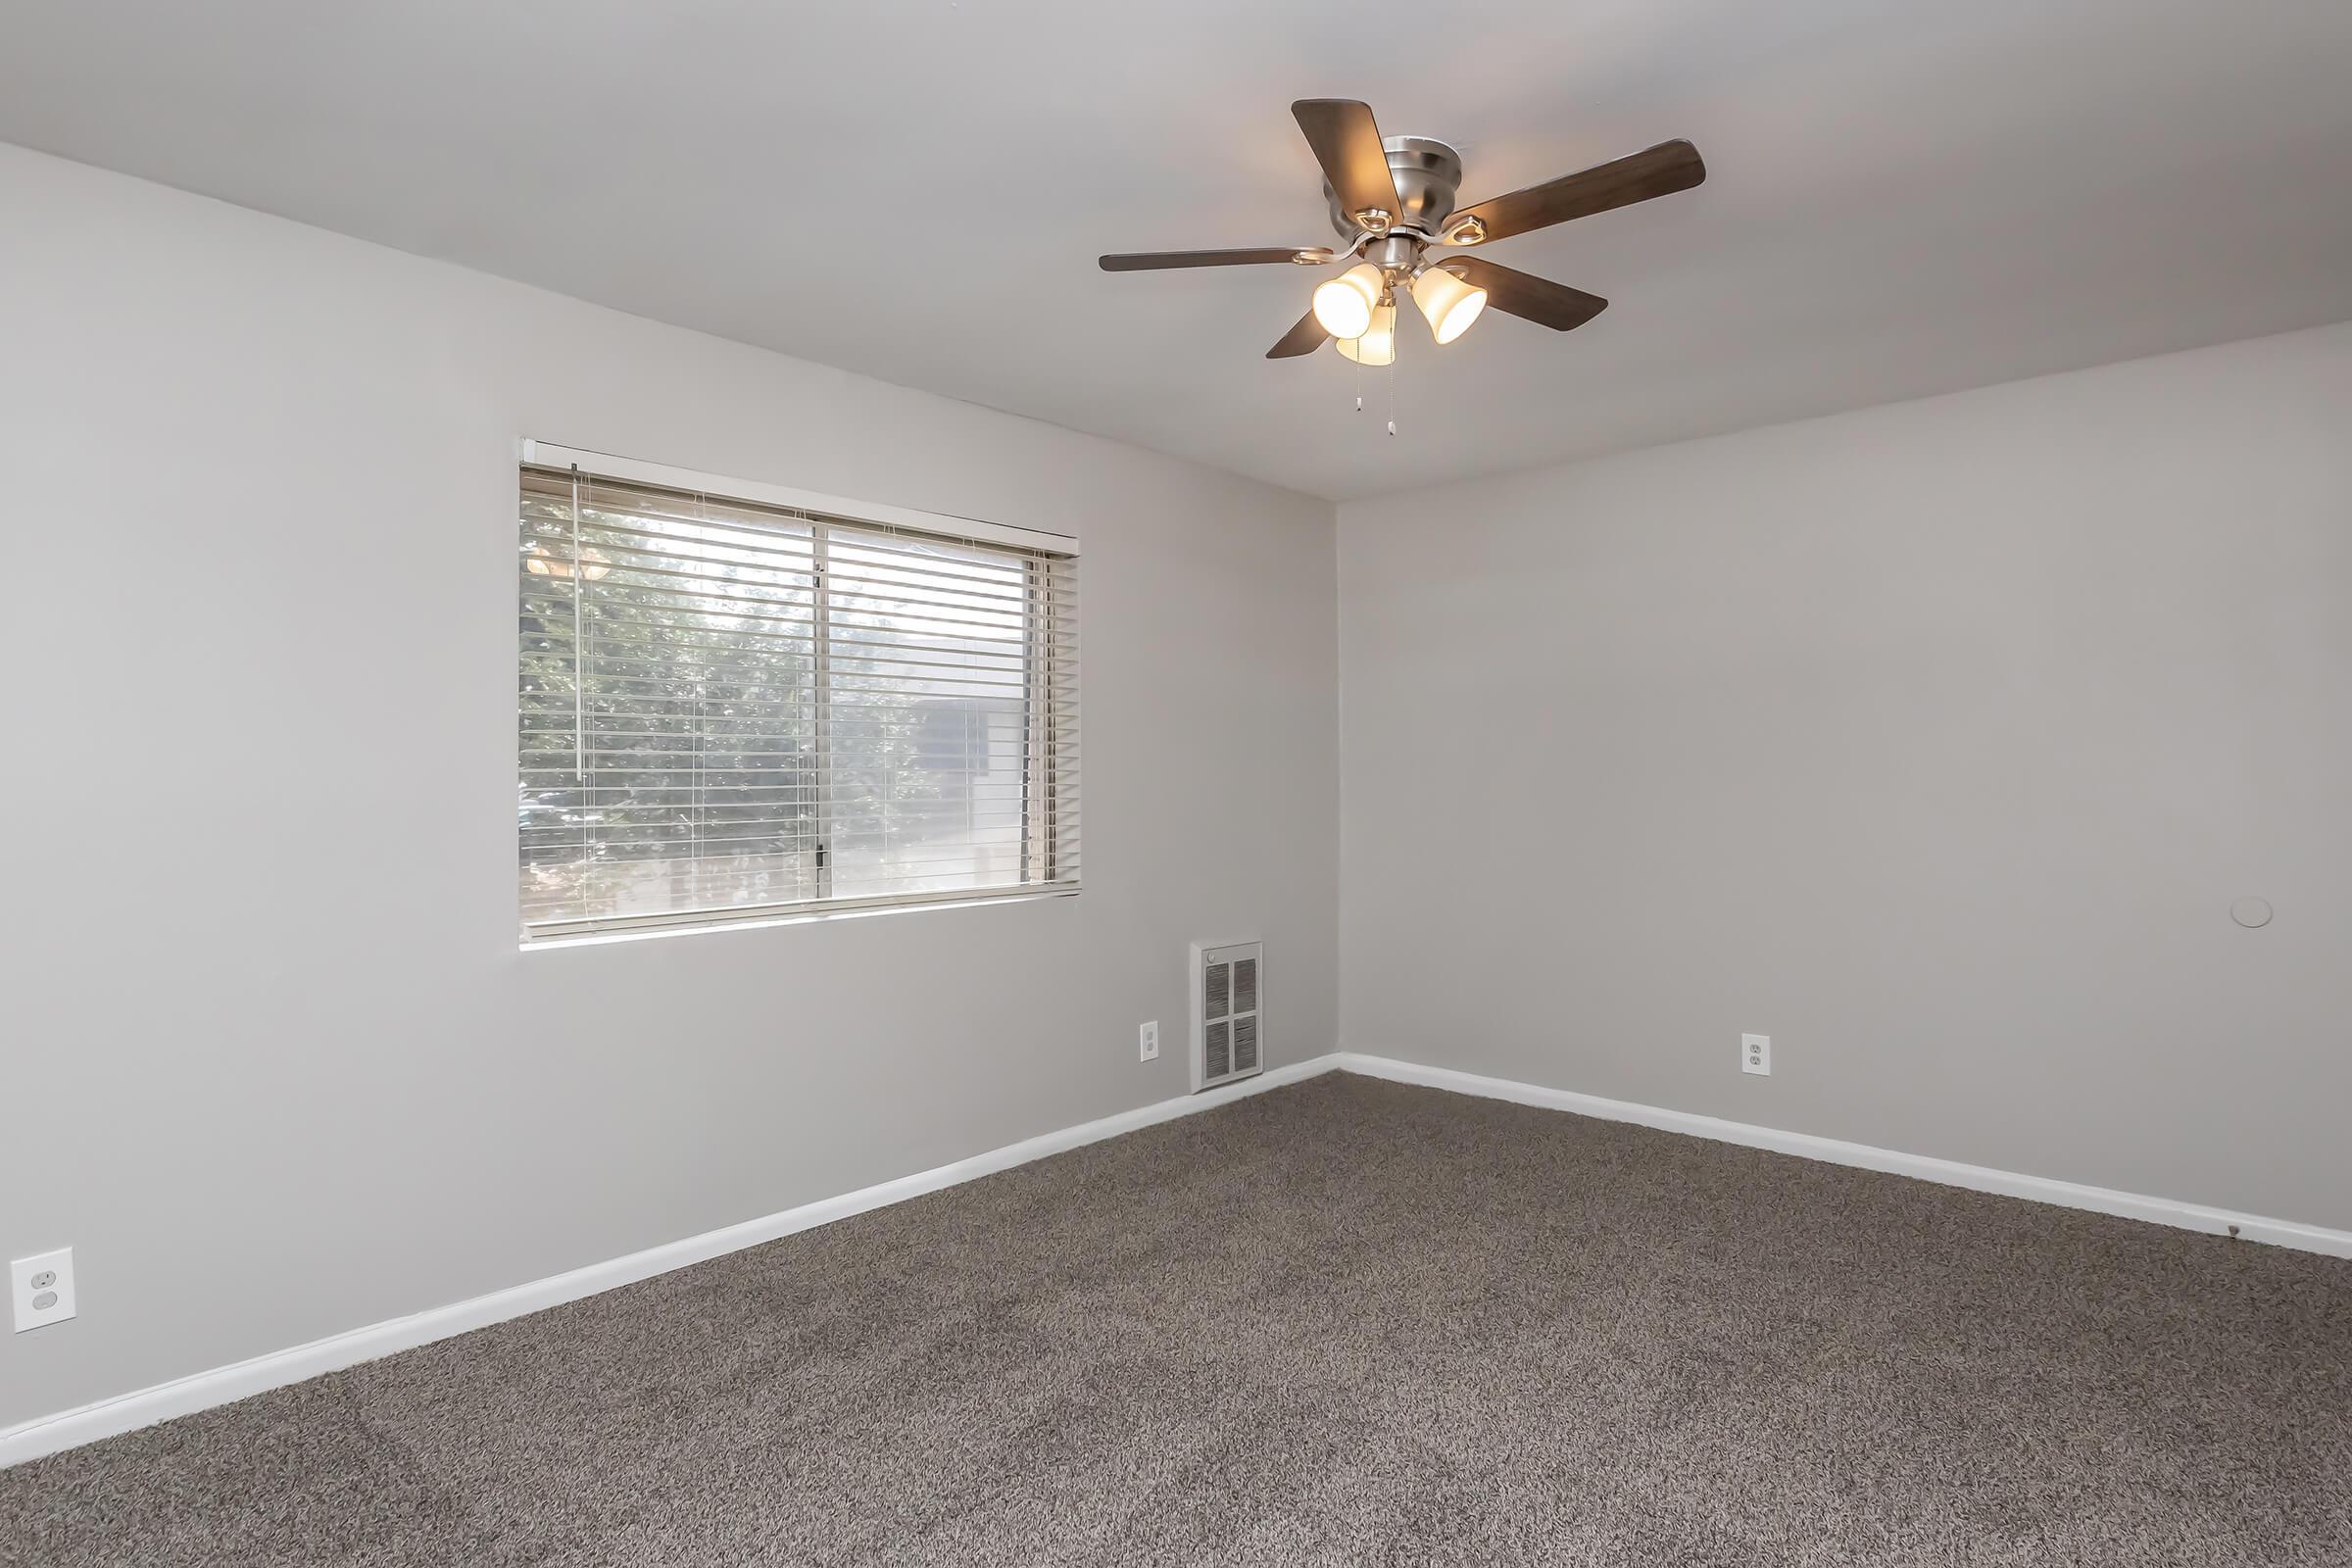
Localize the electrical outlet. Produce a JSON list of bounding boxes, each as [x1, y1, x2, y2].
[[1741, 1034, 1771, 1076], [12, 1248, 76, 1333], [1139, 1020, 1160, 1061]]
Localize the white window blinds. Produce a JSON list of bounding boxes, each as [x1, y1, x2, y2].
[[518, 457, 1078, 940]]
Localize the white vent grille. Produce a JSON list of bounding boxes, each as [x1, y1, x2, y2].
[[1192, 939, 1264, 1091]]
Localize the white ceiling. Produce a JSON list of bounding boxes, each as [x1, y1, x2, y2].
[[6, 2, 2349, 501]]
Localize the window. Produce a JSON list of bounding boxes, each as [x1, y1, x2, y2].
[[517, 446, 1078, 941]]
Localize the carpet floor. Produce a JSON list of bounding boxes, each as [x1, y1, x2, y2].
[[6, 1072, 2350, 1566]]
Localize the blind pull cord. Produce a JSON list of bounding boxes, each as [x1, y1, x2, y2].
[[569, 464, 586, 787]]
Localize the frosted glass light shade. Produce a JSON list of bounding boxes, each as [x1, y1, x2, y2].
[[1311, 263, 1385, 340], [1411, 266, 1488, 344], [1335, 302, 1396, 366]]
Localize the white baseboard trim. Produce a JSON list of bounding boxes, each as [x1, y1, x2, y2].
[[13, 1049, 2344, 1469], [1329, 1052, 2352, 1259], [0, 1055, 1345, 1470]]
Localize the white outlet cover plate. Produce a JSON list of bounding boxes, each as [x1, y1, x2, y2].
[[1140, 1020, 1159, 1061], [12, 1247, 77, 1333], [1742, 1034, 1772, 1076]]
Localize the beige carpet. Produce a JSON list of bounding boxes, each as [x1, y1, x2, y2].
[[7, 1072, 2349, 1565]]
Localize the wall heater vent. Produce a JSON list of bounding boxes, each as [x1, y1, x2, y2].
[[1192, 940, 1264, 1091]]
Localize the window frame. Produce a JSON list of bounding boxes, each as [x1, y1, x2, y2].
[[516, 441, 1079, 945]]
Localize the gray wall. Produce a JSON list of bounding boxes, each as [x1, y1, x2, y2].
[[0, 144, 1338, 1429], [1341, 322, 2352, 1231]]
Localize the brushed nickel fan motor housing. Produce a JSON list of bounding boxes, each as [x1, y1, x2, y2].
[[1325, 135, 1463, 240]]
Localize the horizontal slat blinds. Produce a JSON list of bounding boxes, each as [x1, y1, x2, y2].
[[519, 463, 1078, 939]]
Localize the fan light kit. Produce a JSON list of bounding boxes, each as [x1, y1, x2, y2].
[[1101, 99, 1706, 423]]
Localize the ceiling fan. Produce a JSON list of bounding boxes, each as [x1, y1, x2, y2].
[[1100, 99, 1704, 366]]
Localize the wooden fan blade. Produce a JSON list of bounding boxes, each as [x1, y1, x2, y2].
[[1446, 140, 1704, 246], [1266, 310, 1330, 359], [1099, 248, 1324, 271], [1440, 257, 1608, 332], [1292, 99, 1401, 225]]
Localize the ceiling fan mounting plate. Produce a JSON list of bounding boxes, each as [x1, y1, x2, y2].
[[1325, 136, 1463, 239]]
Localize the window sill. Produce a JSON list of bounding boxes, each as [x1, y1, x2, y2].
[[517, 884, 1081, 952]]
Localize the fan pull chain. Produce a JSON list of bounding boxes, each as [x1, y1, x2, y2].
[[1387, 358, 1397, 436], [1354, 359, 1363, 414]]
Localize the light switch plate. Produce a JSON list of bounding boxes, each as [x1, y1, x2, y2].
[[12, 1247, 76, 1333]]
